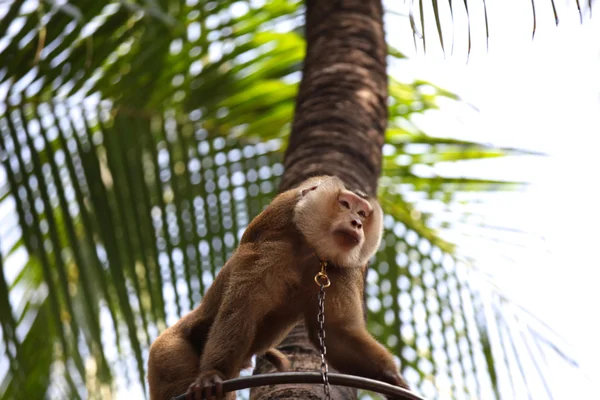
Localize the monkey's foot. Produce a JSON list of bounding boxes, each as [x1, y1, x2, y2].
[[379, 370, 411, 400], [187, 371, 225, 400], [382, 369, 410, 389]]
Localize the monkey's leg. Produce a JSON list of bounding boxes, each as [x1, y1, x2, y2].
[[189, 299, 265, 399], [204, 304, 259, 369], [305, 285, 409, 395], [316, 325, 409, 389], [148, 329, 200, 400]]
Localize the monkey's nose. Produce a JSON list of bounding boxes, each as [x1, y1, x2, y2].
[[351, 219, 362, 229]]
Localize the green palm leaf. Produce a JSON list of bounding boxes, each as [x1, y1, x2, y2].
[[404, 0, 589, 54]]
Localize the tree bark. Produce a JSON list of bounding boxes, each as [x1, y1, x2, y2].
[[280, 0, 388, 196], [251, 0, 388, 399]]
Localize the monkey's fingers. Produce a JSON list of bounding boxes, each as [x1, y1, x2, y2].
[[184, 386, 195, 400], [212, 377, 223, 399], [185, 382, 201, 400], [184, 382, 212, 399], [195, 374, 224, 400], [383, 374, 413, 400], [381, 369, 410, 390], [204, 384, 212, 400], [396, 374, 410, 390]]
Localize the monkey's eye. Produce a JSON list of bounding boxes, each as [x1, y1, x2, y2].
[[301, 186, 319, 196], [358, 211, 367, 218], [340, 200, 350, 209]]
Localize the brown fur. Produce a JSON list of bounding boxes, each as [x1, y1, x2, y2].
[[260, 348, 291, 373], [147, 176, 408, 399]]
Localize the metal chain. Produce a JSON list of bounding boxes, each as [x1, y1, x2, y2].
[[315, 261, 332, 400]]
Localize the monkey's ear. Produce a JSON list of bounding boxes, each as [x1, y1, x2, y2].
[[301, 186, 318, 196]]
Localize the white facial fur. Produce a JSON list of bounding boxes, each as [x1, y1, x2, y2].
[[293, 176, 383, 268]]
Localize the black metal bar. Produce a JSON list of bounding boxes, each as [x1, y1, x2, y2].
[[171, 372, 426, 400]]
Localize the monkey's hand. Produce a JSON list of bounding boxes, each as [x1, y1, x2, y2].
[[380, 369, 411, 400], [187, 370, 225, 400], [382, 368, 409, 389]]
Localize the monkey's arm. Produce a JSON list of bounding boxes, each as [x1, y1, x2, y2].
[[148, 327, 203, 400], [305, 278, 409, 391], [188, 243, 294, 397], [147, 257, 232, 400]]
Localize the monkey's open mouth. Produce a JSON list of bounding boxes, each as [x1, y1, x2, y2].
[[333, 229, 360, 246]]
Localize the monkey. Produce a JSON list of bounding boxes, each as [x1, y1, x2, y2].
[[147, 176, 409, 400]]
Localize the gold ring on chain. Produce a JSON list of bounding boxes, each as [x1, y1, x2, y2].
[[314, 271, 331, 288]]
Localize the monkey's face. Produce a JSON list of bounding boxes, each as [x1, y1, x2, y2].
[[331, 190, 371, 248], [293, 176, 383, 268]]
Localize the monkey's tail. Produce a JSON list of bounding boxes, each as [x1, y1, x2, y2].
[[262, 348, 291, 372]]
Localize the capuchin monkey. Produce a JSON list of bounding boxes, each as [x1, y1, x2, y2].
[[147, 176, 409, 399]]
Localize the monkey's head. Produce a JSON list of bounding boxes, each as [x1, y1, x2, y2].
[[293, 176, 383, 268]]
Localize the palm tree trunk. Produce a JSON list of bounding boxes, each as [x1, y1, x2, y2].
[[251, 0, 388, 398]]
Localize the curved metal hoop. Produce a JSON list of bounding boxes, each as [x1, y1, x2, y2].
[[172, 372, 426, 400]]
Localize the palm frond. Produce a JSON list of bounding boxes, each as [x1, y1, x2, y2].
[[401, 0, 593, 54]]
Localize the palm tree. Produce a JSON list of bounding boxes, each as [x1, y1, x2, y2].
[[251, 2, 390, 398], [0, 0, 584, 399]]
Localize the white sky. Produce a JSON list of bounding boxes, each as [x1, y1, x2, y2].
[[384, 0, 600, 398]]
